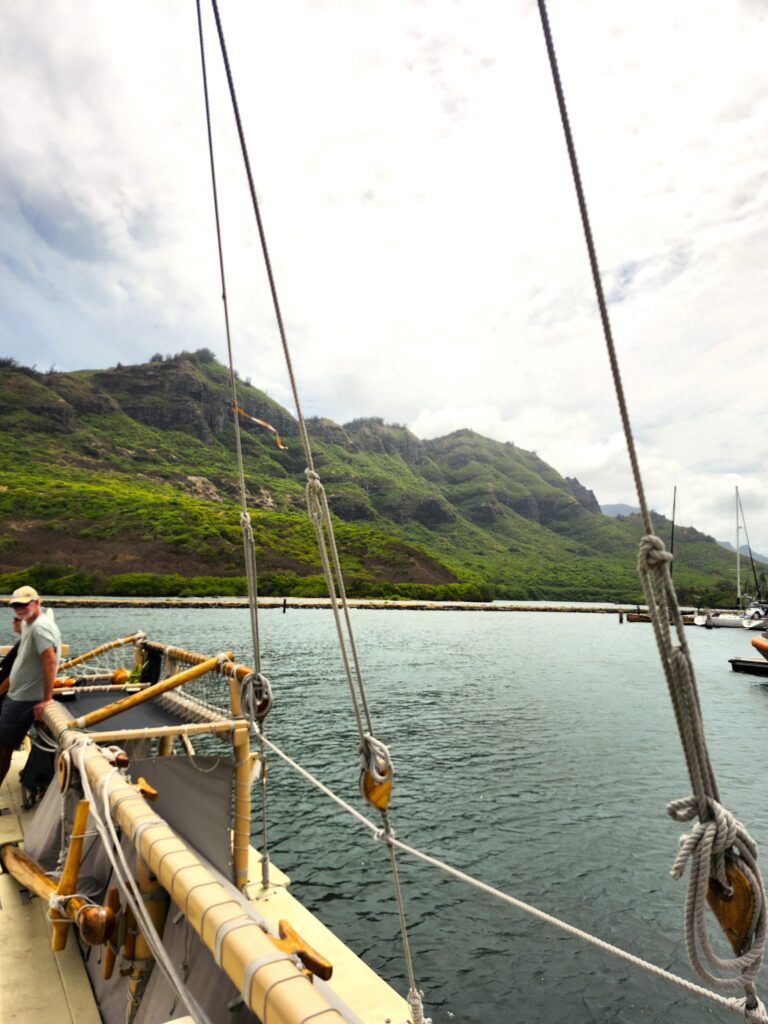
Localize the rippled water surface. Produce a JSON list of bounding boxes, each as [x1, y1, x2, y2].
[[56, 606, 768, 1024]]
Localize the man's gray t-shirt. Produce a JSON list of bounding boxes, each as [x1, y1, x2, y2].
[[9, 613, 61, 701]]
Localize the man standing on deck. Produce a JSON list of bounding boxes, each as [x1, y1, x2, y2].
[[0, 614, 23, 709], [0, 586, 61, 788]]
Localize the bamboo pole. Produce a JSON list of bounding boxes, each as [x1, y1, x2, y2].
[[60, 632, 144, 671], [43, 702, 343, 1024], [232, 723, 251, 889], [90, 720, 234, 743], [127, 856, 170, 1014], [158, 734, 174, 756], [51, 799, 91, 950], [68, 653, 232, 729]]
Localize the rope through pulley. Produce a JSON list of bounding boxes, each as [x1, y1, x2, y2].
[[538, 0, 767, 1003], [206, 0, 427, 1016]]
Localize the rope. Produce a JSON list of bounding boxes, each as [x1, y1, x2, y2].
[[72, 748, 215, 1024], [206, 0, 425, 1008], [195, 0, 272, 890], [537, 0, 767, 1001], [668, 796, 767, 991], [260, 731, 768, 1022], [194, 0, 262, 679]]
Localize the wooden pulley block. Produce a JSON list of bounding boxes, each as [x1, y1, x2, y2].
[[360, 766, 392, 811], [56, 750, 72, 793], [707, 857, 756, 955]]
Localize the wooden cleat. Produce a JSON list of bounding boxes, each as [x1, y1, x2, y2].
[[269, 919, 333, 981]]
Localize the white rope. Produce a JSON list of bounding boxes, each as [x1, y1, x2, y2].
[[260, 732, 768, 1022], [668, 795, 767, 992], [638, 536, 768, 999]]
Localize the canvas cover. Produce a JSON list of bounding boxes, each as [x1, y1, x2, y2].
[[129, 754, 235, 877]]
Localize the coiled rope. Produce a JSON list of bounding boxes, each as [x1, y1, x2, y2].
[[537, 0, 767, 1004]]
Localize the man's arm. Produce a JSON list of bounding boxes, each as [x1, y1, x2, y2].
[[33, 646, 58, 719]]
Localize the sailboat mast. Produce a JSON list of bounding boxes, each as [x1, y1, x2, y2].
[[736, 486, 742, 608], [670, 486, 677, 578]]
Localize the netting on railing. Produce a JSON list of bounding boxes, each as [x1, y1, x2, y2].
[[59, 633, 142, 685], [140, 641, 235, 717]]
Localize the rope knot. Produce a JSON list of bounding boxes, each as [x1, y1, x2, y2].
[[667, 796, 741, 888], [638, 534, 673, 570], [304, 468, 322, 492]]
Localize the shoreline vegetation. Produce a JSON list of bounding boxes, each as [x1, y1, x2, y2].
[[0, 595, 703, 613], [0, 355, 752, 610]]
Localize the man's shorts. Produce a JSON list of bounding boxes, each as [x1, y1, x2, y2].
[[0, 697, 36, 748]]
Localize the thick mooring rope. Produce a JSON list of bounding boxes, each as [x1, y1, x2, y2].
[[537, 0, 767, 1002]]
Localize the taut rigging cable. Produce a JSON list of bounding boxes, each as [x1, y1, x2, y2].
[[194, 0, 272, 890], [202, 1, 427, 1019]]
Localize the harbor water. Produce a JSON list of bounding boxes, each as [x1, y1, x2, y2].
[[46, 605, 768, 1024]]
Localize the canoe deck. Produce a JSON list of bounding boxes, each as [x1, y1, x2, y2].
[[0, 750, 101, 1024], [1, 744, 411, 1024]]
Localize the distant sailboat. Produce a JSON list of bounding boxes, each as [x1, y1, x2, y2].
[[694, 487, 768, 627]]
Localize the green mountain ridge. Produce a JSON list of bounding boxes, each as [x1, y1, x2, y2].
[[0, 351, 750, 603]]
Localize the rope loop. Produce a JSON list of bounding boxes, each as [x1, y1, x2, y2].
[[666, 794, 767, 992], [668, 796, 741, 888], [240, 671, 273, 727], [726, 991, 768, 1023], [360, 733, 393, 785]]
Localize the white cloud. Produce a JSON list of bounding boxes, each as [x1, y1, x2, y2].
[[1, 0, 767, 552]]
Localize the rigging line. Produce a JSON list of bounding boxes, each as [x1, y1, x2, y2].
[[534, 0, 720, 810], [207, 0, 313, 474], [259, 732, 767, 1023], [207, 0, 375, 740], [536, 1, 767, 1000], [205, 12, 422, 1014], [737, 490, 762, 602], [195, 0, 262, 678], [535, 0, 651, 540]]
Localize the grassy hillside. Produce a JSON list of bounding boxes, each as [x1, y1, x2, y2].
[[0, 352, 749, 603]]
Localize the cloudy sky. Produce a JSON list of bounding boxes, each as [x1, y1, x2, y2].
[[1, 1, 767, 554]]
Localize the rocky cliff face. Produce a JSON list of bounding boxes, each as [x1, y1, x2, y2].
[[563, 476, 601, 514]]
